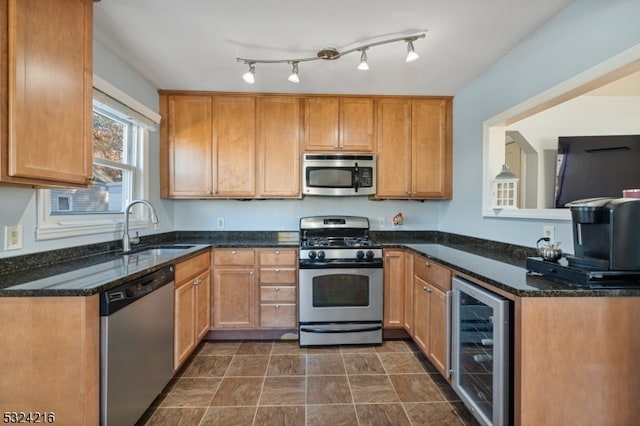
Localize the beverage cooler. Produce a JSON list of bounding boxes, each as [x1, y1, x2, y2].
[[451, 277, 512, 426]]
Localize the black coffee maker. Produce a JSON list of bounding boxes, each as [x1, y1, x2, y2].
[[567, 197, 640, 271]]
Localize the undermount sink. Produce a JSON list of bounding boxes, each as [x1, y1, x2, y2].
[[126, 244, 196, 256]]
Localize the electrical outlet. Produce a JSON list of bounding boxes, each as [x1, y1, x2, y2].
[[217, 218, 225, 229], [4, 225, 23, 250], [543, 225, 555, 244]]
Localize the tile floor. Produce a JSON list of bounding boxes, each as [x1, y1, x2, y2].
[[138, 339, 480, 425]]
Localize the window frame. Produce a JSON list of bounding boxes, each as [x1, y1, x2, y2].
[[35, 76, 159, 241]]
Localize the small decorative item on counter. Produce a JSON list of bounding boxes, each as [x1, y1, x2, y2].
[[536, 237, 563, 262], [392, 212, 405, 225]]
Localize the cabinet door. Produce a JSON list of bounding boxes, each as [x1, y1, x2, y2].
[[303, 97, 340, 151], [411, 99, 452, 198], [174, 281, 196, 369], [428, 285, 448, 376], [257, 97, 301, 198], [212, 267, 255, 328], [194, 270, 211, 340], [383, 250, 405, 328], [375, 98, 412, 198], [403, 252, 414, 332], [163, 95, 214, 197], [3, 0, 93, 186], [213, 96, 256, 196], [412, 275, 430, 353], [340, 97, 375, 151]]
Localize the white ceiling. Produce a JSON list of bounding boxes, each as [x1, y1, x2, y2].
[[93, 0, 573, 95]]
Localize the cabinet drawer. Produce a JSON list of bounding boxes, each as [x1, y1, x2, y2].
[[259, 268, 297, 284], [260, 304, 296, 328], [260, 285, 296, 303], [258, 249, 297, 266], [414, 256, 451, 292], [215, 249, 255, 266], [175, 251, 211, 283]]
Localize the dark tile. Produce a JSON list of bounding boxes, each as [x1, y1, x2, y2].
[[389, 374, 445, 402], [267, 354, 306, 376], [197, 341, 240, 356], [404, 402, 465, 425], [253, 406, 305, 425], [225, 355, 269, 376], [271, 341, 307, 355], [306, 404, 358, 426], [160, 378, 221, 407], [182, 355, 232, 377], [259, 376, 306, 405], [451, 401, 482, 425], [341, 344, 377, 353], [348, 375, 399, 403], [375, 340, 411, 353], [306, 354, 346, 375], [210, 377, 264, 406], [143, 407, 206, 425], [307, 376, 352, 404], [199, 406, 256, 426], [378, 352, 425, 374], [355, 403, 411, 426], [236, 341, 273, 355], [342, 353, 385, 374]]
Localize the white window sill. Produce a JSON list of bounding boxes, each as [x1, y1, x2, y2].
[[36, 218, 149, 241]]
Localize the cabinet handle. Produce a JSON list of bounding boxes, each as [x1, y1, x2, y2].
[[193, 278, 201, 285], [275, 304, 280, 309], [423, 286, 431, 293], [275, 287, 280, 292]]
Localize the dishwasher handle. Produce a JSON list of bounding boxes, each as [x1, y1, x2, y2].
[[100, 265, 174, 316]]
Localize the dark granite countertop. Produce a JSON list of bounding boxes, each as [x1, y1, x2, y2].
[[2, 230, 639, 298]]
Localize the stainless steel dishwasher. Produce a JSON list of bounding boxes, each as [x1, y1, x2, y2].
[[100, 265, 175, 426]]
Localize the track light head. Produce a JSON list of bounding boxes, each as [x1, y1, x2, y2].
[[405, 40, 419, 63], [357, 50, 369, 71], [242, 62, 255, 84], [287, 62, 300, 83]]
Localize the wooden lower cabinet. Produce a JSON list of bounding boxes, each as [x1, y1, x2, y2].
[[410, 254, 452, 379], [174, 251, 211, 370], [212, 249, 256, 329], [383, 249, 406, 328], [0, 295, 99, 426], [257, 249, 297, 329]]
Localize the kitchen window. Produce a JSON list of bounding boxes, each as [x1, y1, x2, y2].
[[36, 77, 160, 240]]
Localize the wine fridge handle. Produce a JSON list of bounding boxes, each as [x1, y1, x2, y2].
[[446, 290, 452, 378]]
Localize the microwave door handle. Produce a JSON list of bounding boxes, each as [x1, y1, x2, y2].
[[354, 162, 359, 192]]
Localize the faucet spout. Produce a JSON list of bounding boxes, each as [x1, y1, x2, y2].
[[123, 199, 159, 253]]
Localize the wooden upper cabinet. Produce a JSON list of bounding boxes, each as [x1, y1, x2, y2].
[[303, 96, 374, 152], [411, 99, 452, 199], [160, 94, 256, 198], [161, 95, 214, 197], [376, 97, 452, 199], [213, 96, 256, 197], [257, 96, 301, 198], [1, 0, 94, 187]]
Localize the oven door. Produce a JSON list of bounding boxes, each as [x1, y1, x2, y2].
[[299, 266, 383, 323]]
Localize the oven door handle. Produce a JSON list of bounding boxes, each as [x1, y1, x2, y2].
[[300, 325, 382, 334]]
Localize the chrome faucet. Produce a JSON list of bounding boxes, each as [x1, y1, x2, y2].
[[122, 199, 159, 253]]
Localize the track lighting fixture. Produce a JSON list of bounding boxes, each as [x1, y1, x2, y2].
[[288, 62, 300, 83], [357, 50, 369, 71], [237, 32, 425, 83]]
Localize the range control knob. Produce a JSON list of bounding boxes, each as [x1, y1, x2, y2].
[[317, 251, 326, 260], [308, 250, 317, 259], [366, 250, 375, 260], [356, 250, 365, 260]]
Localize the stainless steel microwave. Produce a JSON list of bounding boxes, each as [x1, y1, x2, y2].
[[302, 153, 376, 196]]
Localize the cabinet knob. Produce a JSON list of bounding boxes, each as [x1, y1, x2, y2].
[[423, 286, 431, 292], [275, 250, 280, 255], [275, 287, 280, 292], [207, 190, 214, 195], [275, 268, 280, 273], [231, 250, 237, 255], [275, 304, 280, 309], [425, 261, 431, 267], [194, 278, 201, 285], [249, 271, 253, 275]]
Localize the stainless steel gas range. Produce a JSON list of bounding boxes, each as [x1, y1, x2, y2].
[[298, 216, 383, 346]]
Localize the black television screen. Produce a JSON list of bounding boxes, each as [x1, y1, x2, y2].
[[554, 134, 640, 207]]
